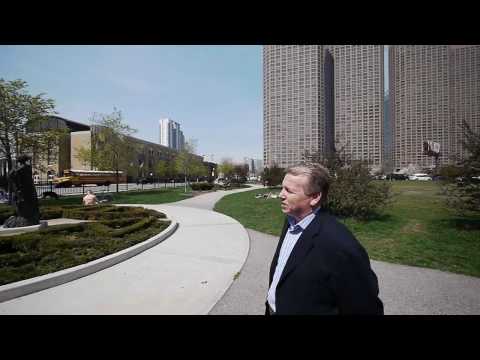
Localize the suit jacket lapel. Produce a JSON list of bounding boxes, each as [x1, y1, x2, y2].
[[276, 212, 323, 288]]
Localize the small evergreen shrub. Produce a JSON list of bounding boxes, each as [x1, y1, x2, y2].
[[191, 182, 214, 191]]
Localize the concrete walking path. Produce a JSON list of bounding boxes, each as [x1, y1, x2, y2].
[[210, 229, 480, 315]]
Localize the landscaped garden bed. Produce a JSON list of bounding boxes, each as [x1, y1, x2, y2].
[[0, 205, 170, 286]]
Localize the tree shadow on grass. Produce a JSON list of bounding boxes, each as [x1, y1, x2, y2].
[[335, 212, 393, 223], [435, 217, 480, 231]]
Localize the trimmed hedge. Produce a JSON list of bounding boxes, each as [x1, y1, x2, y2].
[[190, 182, 214, 191], [1, 204, 168, 224], [0, 205, 170, 286]]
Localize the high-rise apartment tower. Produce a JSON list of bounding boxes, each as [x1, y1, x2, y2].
[[159, 118, 185, 151]]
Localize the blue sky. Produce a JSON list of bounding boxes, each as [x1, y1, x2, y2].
[[0, 45, 263, 164], [1, 45, 390, 163]]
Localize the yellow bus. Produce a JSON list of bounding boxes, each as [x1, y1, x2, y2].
[[54, 169, 127, 187]]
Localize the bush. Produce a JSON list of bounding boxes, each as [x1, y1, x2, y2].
[[302, 148, 392, 220], [190, 182, 214, 191], [442, 120, 480, 215], [0, 205, 169, 286], [326, 162, 392, 220], [261, 166, 285, 187], [40, 207, 64, 220]]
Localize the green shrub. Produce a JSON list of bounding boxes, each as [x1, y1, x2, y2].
[[40, 207, 64, 220], [191, 182, 214, 191], [99, 217, 144, 228], [38, 223, 86, 234], [0, 204, 169, 286], [112, 216, 159, 237], [143, 208, 166, 218], [261, 166, 285, 187], [326, 162, 392, 220]]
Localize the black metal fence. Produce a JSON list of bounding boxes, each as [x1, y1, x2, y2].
[[33, 177, 186, 198]]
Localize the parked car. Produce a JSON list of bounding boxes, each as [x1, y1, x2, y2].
[[386, 173, 408, 180], [409, 173, 432, 181], [33, 174, 40, 185], [214, 178, 226, 185], [137, 178, 152, 184], [456, 176, 480, 185]]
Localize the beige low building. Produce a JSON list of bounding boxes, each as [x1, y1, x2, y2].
[[2, 115, 211, 183], [40, 116, 205, 182]]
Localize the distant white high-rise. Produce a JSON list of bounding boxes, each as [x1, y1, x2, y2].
[[159, 118, 185, 151], [244, 157, 264, 176], [254, 159, 264, 175]]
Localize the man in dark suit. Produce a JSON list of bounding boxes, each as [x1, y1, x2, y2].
[[266, 163, 383, 315]]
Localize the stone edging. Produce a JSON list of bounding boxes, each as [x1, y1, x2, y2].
[[0, 221, 48, 237], [0, 219, 178, 303]]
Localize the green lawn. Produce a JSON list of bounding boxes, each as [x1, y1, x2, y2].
[[214, 182, 480, 278], [40, 187, 193, 207]]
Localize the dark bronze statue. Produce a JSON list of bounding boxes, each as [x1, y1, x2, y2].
[[3, 155, 41, 228]]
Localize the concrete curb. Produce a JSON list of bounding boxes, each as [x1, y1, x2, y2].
[[0, 221, 48, 237], [0, 219, 178, 303]]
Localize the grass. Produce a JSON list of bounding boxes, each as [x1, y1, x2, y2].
[[40, 187, 193, 207], [0, 205, 170, 286], [215, 187, 284, 235], [214, 182, 480, 278]]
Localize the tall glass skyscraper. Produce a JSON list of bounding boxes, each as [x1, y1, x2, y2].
[[159, 118, 185, 151]]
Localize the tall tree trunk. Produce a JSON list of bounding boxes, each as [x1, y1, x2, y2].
[[5, 143, 13, 205], [116, 168, 119, 193]]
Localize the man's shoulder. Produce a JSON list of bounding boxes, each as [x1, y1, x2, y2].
[[311, 210, 359, 250], [314, 209, 350, 234]]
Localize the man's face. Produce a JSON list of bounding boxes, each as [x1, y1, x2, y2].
[[279, 173, 321, 221]]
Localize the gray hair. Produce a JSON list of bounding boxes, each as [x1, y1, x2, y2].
[[286, 163, 330, 205]]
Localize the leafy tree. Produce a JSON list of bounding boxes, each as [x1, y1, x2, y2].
[[261, 165, 285, 187], [191, 161, 208, 182], [166, 158, 178, 181], [232, 164, 249, 184], [174, 140, 202, 192], [75, 109, 137, 193], [443, 120, 480, 215], [0, 79, 67, 202], [0, 78, 58, 174], [218, 158, 235, 180], [156, 160, 168, 181], [438, 165, 465, 180]]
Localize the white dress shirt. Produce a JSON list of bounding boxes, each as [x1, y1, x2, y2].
[[267, 208, 319, 312]]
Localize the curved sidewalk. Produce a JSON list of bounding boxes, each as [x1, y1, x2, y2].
[[0, 187, 260, 314]]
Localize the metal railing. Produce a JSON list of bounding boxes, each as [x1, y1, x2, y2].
[[34, 178, 186, 198]]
